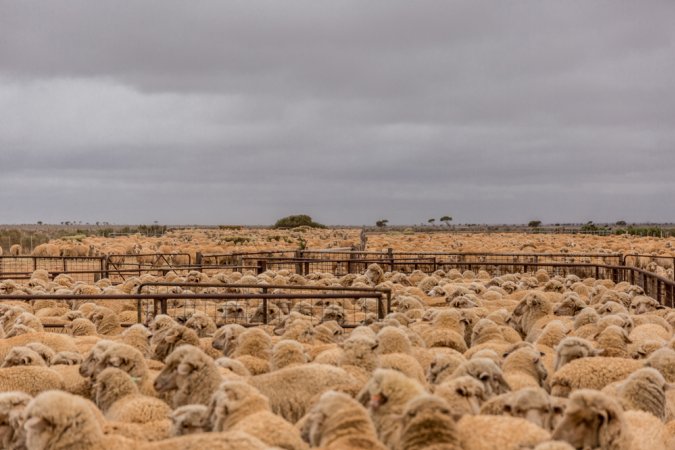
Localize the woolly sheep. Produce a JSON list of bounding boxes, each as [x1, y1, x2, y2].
[[301, 390, 387, 450], [502, 344, 548, 391], [394, 394, 461, 450], [611, 367, 669, 421], [23, 390, 271, 450], [184, 312, 217, 337], [554, 337, 601, 371], [502, 387, 552, 430], [152, 324, 200, 361], [271, 339, 308, 371], [594, 325, 632, 358], [0, 391, 32, 450], [169, 404, 209, 437], [249, 363, 358, 423], [0, 366, 64, 396], [356, 368, 426, 448], [209, 380, 308, 450], [457, 414, 551, 450], [433, 375, 487, 420], [552, 389, 669, 450], [94, 367, 170, 423], [450, 358, 510, 398], [550, 357, 644, 397], [50, 351, 83, 366], [2, 347, 47, 368], [154, 345, 222, 408]]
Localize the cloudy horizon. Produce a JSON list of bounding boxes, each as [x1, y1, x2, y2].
[[1, 1, 674, 226]]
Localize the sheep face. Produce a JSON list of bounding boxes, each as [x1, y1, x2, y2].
[[154, 345, 204, 394], [554, 338, 601, 371], [0, 392, 32, 450], [217, 304, 246, 322], [170, 405, 209, 436], [454, 358, 510, 397], [552, 390, 624, 450], [629, 296, 661, 315], [503, 388, 551, 430], [94, 344, 145, 382], [321, 305, 346, 325], [2, 347, 46, 368]]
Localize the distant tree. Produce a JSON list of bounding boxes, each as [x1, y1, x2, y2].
[[273, 214, 325, 229], [616, 220, 627, 226], [528, 220, 542, 228], [428, 218, 436, 225], [36, 221, 43, 225], [376, 219, 389, 228], [440, 216, 453, 226]]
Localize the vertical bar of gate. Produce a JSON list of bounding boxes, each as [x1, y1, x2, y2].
[[136, 299, 142, 323], [377, 294, 384, 320], [262, 287, 268, 324], [195, 253, 203, 272], [388, 248, 394, 272], [656, 280, 661, 305], [295, 251, 302, 275]]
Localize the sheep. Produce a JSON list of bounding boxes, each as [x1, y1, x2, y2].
[[508, 291, 554, 339], [301, 390, 387, 450], [646, 348, 675, 383], [550, 357, 644, 397], [50, 351, 83, 366], [0, 332, 77, 361], [0, 366, 64, 396], [66, 318, 98, 336], [394, 394, 461, 450], [610, 367, 669, 421], [23, 390, 271, 450], [502, 387, 552, 430], [152, 324, 200, 361], [552, 389, 669, 450], [148, 314, 177, 347], [209, 380, 308, 450], [169, 404, 209, 437], [502, 344, 548, 391], [93, 343, 152, 394], [449, 358, 511, 398], [212, 323, 246, 356], [79, 339, 115, 379], [356, 368, 426, 448], [554, 336, 601, 371], [378, 353, 428, 386], [365, 263, 385, 285], [271, 339, 308, 371], [594, 325, 632, 358], [184, 312, 217, 337], [89, 306, 123, 336], [433, 375, 487, 420], [249, 363, 358, 423], [0, 391, 32, 450], [154, 345, 222, 408], [2, 346, 47, 368], [94, 367, 171, 423], [457, 414, 551, 450]]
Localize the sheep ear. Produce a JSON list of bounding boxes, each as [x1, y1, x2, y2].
[[24, 417, 48, 433], [593, 348, 604, 356], [177, 362, 194, 375], [273, 328, 285, 336]]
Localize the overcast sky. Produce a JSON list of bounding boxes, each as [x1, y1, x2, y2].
[[1, 1, 674, 226]]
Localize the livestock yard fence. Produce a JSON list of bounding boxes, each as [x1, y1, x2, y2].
[[0, 284, 391, 328], [1, 250, 674, 308]]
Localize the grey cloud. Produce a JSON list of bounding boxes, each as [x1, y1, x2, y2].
[[1, 1, 674, 225]]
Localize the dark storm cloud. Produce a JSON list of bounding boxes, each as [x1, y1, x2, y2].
[[1, 0, 674, 225]]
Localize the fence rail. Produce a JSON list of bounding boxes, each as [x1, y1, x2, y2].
[[0, 288, 390, 328]]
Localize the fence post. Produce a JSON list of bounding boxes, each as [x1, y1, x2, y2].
[[294, 251, 302, 275], [136, 299, 142, 324], [262, 287, 268, 324], [388, 248, 394, 272], [195, 252, 203, 272]]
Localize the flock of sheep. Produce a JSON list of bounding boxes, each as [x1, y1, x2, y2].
[[0, 231, 675, 449]]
